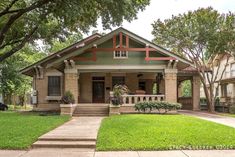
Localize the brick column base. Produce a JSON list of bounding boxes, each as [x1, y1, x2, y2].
[[64, 69, 78, 103]]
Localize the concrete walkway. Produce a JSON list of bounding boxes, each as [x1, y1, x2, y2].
[[180, 110, 235, 128], [39, 117, 103, 140], [1, 149, 235, 157], [33, 117, 104, 149]]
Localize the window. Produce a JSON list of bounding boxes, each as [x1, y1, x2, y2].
[[48, 76, 61, 96], [113, 45, 128, 59], [112, 76, 125, 88], [138, 81, 146, 90], [231, 63, 235, 77]]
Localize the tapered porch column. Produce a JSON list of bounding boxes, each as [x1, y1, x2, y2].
[[164, 69, 178, 103], [64, 68, 79, 104], [192, 75, 200, 110]]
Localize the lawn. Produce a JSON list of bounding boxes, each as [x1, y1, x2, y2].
[[96, 114, 235, 151], [0, 111, 70, 149]]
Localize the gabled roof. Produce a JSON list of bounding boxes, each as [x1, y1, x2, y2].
[[46, 27, 192, 68], [21, 27, 193, 76]]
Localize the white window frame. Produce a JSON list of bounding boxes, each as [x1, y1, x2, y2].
[[113, 45, 128, 59]]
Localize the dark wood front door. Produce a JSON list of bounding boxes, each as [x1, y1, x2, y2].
[[92, 81, 105, 103]]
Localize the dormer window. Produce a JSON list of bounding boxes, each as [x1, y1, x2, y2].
[[113, 45, 128, 59]]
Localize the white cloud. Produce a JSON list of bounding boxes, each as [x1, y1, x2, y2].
[[88, 0, 235, 40]]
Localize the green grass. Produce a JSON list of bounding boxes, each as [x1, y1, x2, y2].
[[8, 104, 32, 111], [0, 111, 70, 149], [97, 114, 235, 151]]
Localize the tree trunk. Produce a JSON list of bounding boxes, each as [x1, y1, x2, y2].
[[202, 81, 215, 112], [208, 84, 215, 113]]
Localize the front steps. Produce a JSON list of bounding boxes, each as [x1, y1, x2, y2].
[[73, 104, 109, 116], [32, 136, 96, 149]]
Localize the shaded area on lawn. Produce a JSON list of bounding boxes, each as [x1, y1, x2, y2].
[[96, 114, 235, 151], [0, 111, 70, 149]]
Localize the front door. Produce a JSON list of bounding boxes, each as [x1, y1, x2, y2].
[[92, 81, 105, 103]]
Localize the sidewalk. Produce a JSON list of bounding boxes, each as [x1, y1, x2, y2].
[[1, 149, 235, 157]]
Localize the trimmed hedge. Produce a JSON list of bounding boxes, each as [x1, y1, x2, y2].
[[134, 101, 182, 114]]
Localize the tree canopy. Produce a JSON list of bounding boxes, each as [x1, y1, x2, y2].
[[0, 31, 83, 105], [0, 44, 46, 104], [0, 0, 150, 61], [152, 7, 235, 112]]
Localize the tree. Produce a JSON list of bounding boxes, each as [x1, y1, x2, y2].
[[0, 30, 82, 105], [181, 80, 192, 97], [0, 44, 46, 104], [152, 7, 235, 112], [0, 0, 150, 61], [45, 32, 83, 53]]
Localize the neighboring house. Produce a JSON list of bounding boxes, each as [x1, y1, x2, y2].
[[201, 54, 235, 108], [0, 94, 2, 103], [20, 27, 201, 113]]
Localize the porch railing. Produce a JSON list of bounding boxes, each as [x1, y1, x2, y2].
[[122, 94, 165, 106]]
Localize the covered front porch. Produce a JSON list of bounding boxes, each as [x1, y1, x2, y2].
[[64, 64, 201, 111]]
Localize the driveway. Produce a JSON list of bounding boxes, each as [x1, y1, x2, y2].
[[179, 110, 235, 128]]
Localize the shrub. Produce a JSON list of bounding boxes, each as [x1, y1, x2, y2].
[[110, 85, 129, 106], [61, 91, 75, 104], [134, 101, 182, 114]]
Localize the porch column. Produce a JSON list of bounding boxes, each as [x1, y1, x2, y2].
[[164, 69, 177, 103], [64, 69, 79, 104], [192, 75, 200, 110]]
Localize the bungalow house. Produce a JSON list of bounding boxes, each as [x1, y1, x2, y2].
[[21, 27, 201, 115]]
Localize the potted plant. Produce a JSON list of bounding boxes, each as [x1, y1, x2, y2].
[[109, 85, 129, 115], [60, 91, 76, 116]]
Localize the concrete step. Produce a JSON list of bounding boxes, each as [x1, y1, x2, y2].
[[74, 108, 108, 111], [33, 140, 96, 148], [74, 111, 108, 114], [74, 106, 109, 116], [73, 113, 108, 117], [38, 136, 96, 141], [76, 106, 107, 107], [75, 108, 109, 110]]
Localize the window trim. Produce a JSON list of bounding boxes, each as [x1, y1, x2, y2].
[[113, 45, 128, 59]]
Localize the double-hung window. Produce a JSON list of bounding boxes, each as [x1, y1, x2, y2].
[[48, 76, 61, 96]]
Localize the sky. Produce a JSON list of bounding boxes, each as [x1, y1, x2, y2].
[[88, 0, 235, 41]]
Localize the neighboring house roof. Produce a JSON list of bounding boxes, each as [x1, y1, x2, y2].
[[21, 27, 193, 76]]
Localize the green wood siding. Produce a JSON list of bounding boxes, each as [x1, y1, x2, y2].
[[75, 38, 168, 65]]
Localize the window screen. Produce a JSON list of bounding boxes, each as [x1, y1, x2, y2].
[[48, 76, 61, 96]]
